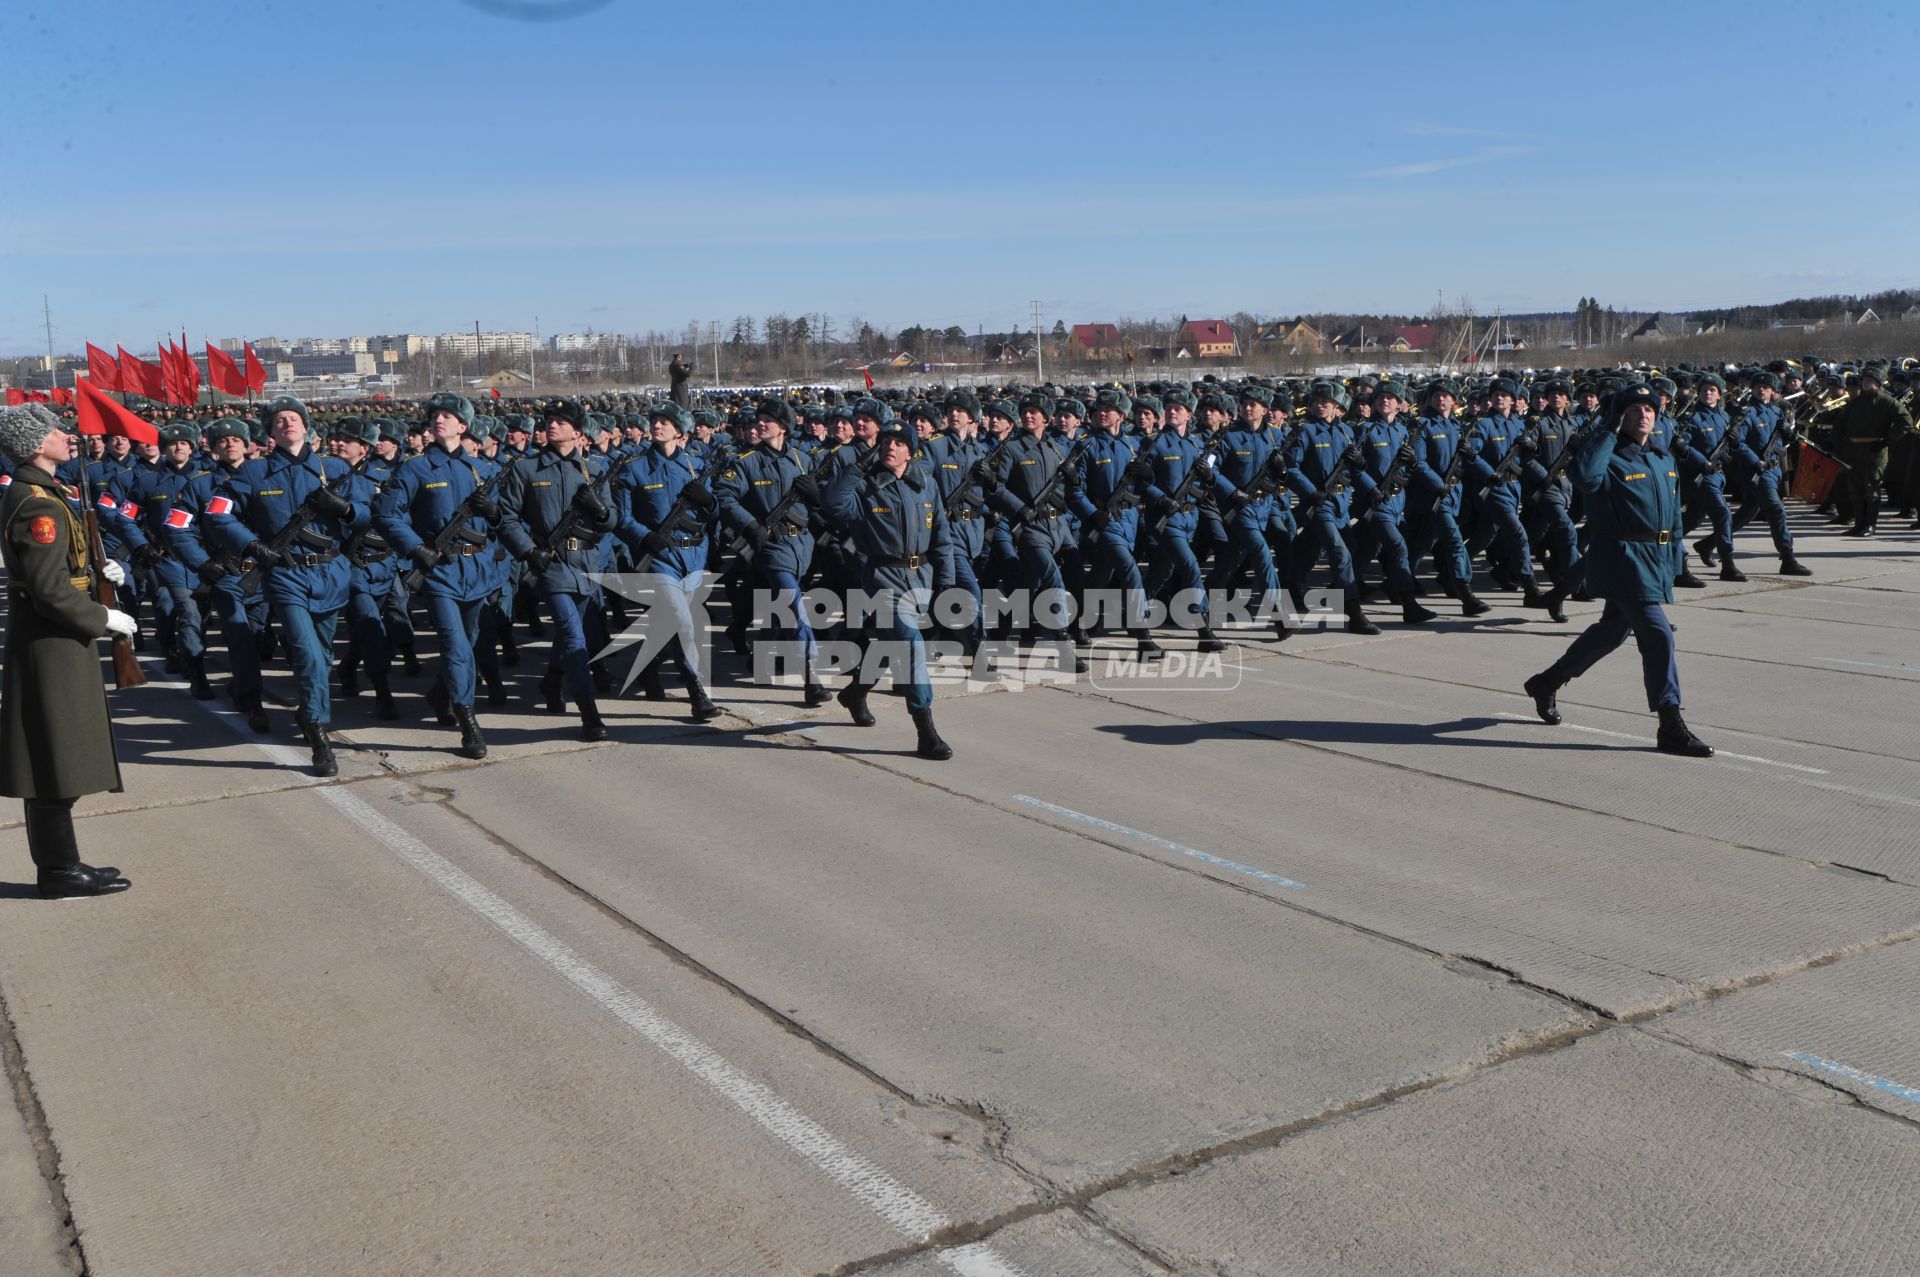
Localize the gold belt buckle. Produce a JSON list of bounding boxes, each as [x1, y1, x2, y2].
[[1658, 531, 1670, 544]]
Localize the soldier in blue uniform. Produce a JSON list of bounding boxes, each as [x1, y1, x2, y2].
[[328, 417, 401, 721], [1464, 377, 1550, 608], [714, 398, 830, 705], [128, 423, 214, 698], [1069, 387, 1158, 652], [1141, 387, 1222, 650], [164, 419, 273, 729], [1207, 385, 1293, 638], [496, 398, 622, 740], [1285, 382, 1375, 633], [1523, 384, 1712, 758], [610, 402, 721, 721], [374, 392, 498, 760], [987, 392, 1088, 670], [1517, 378, 1585, 619], [1347, 381, 1437, 627], [1674, 372, 1746, 584], [923, 389, 993, 660], [199, 397, 362, 776], [1726, 372, 1812, 576], [823, 420, 956, 759], [1405, 380, 1491, 616]]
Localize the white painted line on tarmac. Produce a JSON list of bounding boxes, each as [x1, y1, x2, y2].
[[1493, 713, 1829, 774], [1784, 1051, 1920, 1107], [319, 787, 1025, 1276], [164, 670, 1027, 1277], [1778, 776, 1920, 811], [1811, 656, 1918, 674], [1011, 795, 1307, 890]]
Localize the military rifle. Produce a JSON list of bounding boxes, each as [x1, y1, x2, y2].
[[1472, 424, 1535, 502], [1371, 434, 1420, 506], [80, 475, 146, 690], [400, 466, 506, 594], [630, 479, 719, 575], [944, 435, 1008, 523], [533, 460, 617, 562], [1147, 436, 1222, 538], [1300, 439, 1359, 518], [1003, 434, 1092, 536], [235, 459, 354, 597], [713, 456, 815, 587], [1429, 425, 1483, 513]]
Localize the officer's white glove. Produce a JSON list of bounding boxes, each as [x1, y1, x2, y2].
[[103, 609, 137, 639], [101, 559, 126, 587]]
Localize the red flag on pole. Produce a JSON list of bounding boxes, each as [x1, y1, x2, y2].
[[243, 342, 267, 393], [862, 366, 875, 391], [118, 346, 164, 399], [207, 342, 248, 396], [158, 342, 180, 403], [86, 342, 121, 391], [49, 387, 74, 406], [3, 389, 23, 406], [26, 390, 51, 404], [489, 387, 501, 400], [76, 374, 160, 444], [180, 331, 201, 405]]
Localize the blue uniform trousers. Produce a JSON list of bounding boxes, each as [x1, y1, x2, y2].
[[1546, 599, 1681, 711], [272, 603, 341, 726], [426, 593, 484, 707]]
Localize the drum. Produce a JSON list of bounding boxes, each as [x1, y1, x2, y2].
[[1790, 440, 1848, 504]]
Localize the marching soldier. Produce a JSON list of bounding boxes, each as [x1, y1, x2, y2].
[[329, 417, 401, 721], [1348, 380, 1437, 627], [1405, 380, 1491, 616], [129, 422, 215, 698], [1069, 386, 1158, 652], [1284, 381, 1374, 633], [1141, 387, 1222, 650], [165, 419, 274, 729], [1827, 364, 1914, 537], [200, 397, 363, 777], [987, 392, 1088, 669], [375, 392, 499, 759]]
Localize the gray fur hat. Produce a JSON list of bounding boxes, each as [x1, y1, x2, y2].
[[0, 404, 64, 463]]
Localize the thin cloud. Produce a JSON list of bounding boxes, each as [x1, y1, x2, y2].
[[1402, 122, 1544, 141], [1360, 144, 1540, 179]]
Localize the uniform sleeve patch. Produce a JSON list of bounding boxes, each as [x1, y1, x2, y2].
[[205, 495, 234, 516], [29, 515, 57, 544]]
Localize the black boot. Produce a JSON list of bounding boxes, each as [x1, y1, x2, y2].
[[837, 683, 876, 726], [1674, 555, 1708, 588], [578, 696, 608, 743], [484, 669, 508, 706], [1196, 626, 1227, 653], [802, 658, 833, 706], [401, 644, 422, 677], [298, 715, 338, 778], [1455, 584, 1492, 617], [1656, 706, 1713, 758], [371, 674, 400, 721], [1693, 536, 1719, 568], [1540, 585, 1568, 624], [1521, 576, 1551, 608], [685, 676, 722, 722], [499, 632, 520, 667], [1523, 672, 1564, 725], [337, 660, 360, 697], [640, 660, 670, 702], [37, 863, 132, 899], [1719, 557, 1748, 583], [185, 654, 215, 701], [1396, 591, 1438, 626], [539, 664, 564, 712], [1131, 628, 1163, 655], [237, 690, 271, 734], [452, 703, 487, 760], [591, 660, 614, 695], [911, 708, 952, 760], [1344, 601, 1381, 636], [426, 679, 456, 726], [1778, 557, 1813, 577]]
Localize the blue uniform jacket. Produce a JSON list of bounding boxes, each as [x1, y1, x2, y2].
[[824, 463, 954, 597], [613, 443, 710, 580], [496, 446, 620, 596], [200, 445, 361, 612], [374, 445, 501, 603], [1569, 431, 1683, 604], [1350, 417, 1411, 518], [1141, 430, 1208, 539], [1209, 420, 1285, 530], [1285, 418, 1357, 523], [1068, 430, 1141, 549], [128, 460, 209, 589], [714, 440, 815, 578]]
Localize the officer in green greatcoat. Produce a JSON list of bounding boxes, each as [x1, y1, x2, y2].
[[1825, 363, 1915, 536], [0, 405, 134, 897]]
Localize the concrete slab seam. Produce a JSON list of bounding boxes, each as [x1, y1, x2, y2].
[[1009, 796, 1307, 891], [314, 784, 1028, 1277], [0, 979, 86, 1275]]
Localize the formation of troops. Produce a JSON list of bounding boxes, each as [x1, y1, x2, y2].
[[3, 353, 1915, 771]]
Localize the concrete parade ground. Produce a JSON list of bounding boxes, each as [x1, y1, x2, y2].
[[3, 508, 1918, 1276]]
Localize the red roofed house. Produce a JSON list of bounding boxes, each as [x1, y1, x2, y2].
[[1175, 318, 1239, 360], [1067, 323, 1124, 362], [1394, 324, 1437, 353]]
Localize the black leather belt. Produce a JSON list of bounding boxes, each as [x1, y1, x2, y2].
[[1608, 530, 1671, 544], [284, 550, 340, 566], [877, 554, 928, 570]]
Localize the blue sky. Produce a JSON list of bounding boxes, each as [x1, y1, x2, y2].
[[3, 0, 1916, 355]]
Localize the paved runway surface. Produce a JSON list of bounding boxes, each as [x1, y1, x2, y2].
[[3, 511, 1917, 1275]]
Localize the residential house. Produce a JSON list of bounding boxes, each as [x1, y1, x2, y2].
[[1174, 318, 1238, 360], [1066, 324, 1125, 362], [1254, 319, 1327, 354]]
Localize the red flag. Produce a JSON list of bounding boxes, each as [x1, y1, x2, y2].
[[489, 387, 501, 400], [206, 342, 248, 396], [119, 345, 164, 399], [76, 374, 160, 444], [49, 387, 74, 406], [180, 331, 201, 404], [3, 389, 23, 406], [862, 366, 875, 390], [158, 342, 180, 403], [243, 342, 267, 393], [86, 342, 121, 391], [26, 390, 50, 403]]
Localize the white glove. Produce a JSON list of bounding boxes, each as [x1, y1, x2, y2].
[[103, 609, 137, 639], [101, 559, 127, 587]]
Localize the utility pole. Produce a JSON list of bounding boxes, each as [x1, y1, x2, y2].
[[1032, 299, 1044, 382], [42, 295, 55, 373], [532, 315, 540, 394], [710, 320, 721, 388]]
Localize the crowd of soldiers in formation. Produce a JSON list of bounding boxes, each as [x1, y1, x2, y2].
[[13, 352, 1917, 770]]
